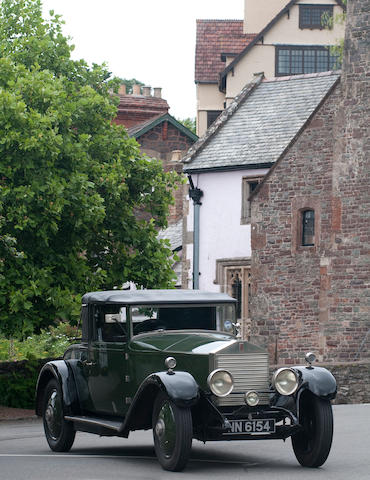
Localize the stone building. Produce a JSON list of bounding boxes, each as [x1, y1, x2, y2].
[[250, 0, 369, 402], [182, 71, 339, 337]]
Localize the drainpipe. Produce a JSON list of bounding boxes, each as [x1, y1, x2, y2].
[[188, 175, 203, 289]]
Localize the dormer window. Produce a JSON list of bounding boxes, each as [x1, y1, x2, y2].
[[302, 209, 315, 246], [299, 4, 333, 29]]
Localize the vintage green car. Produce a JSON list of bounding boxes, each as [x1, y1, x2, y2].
[[36, 290, 337, 471]]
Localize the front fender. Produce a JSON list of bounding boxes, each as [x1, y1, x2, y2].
[[120, 370, 199, 436], [35, 360, 79, 416], [294, 366, 337, 400]]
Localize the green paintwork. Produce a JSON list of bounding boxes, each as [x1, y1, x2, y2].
[[65, 327, 268, 417], [64, 293, 264, 419], [129, 330, 234, 353]]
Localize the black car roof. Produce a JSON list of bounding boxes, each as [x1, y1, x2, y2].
[[82, 289, 237, 305]]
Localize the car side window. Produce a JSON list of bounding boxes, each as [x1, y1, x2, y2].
[[93, 305, 127, 343]]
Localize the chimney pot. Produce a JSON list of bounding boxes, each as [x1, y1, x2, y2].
[[118, 84, 126, 95], [132, 84, 141, 95], [143, 86, 151, 96], [153, 87, 162, 98], [171, 150, 183, 162]]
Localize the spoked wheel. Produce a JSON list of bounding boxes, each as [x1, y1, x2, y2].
[[292, 391, 333, 467], [42, 379, 75, 452], [152, 392, 192, 471]]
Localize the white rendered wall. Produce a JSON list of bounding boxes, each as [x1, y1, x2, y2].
[[185, 168, 268, 291]]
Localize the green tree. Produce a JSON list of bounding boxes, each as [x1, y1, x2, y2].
[[176, 117, 196, 135], [117, 78, 145, 94], [0, 0, 179, 339], [322, 0, 346, 65]]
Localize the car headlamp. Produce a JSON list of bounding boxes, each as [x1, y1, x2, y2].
[[272, 368, 299, 396], [207, 369, 234, 397]]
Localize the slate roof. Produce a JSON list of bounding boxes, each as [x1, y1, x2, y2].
[[158, 219, 183, 252], [195, 20, 256, 83], [183, 71, 340, 173]]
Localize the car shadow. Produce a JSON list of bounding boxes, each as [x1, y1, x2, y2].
[[67, 442, 300, 473]]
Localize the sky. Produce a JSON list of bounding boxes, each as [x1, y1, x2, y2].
[[41, 0, 244, 120]]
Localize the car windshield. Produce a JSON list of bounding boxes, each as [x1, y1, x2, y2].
[[131, 303, 235, 336]]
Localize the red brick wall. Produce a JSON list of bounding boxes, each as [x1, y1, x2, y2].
[[138, 123, 195, 224], [250, 0, 370, 369]]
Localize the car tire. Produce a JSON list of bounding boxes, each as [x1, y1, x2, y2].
[[292, 391, 333, 467], [42, 378, 76, 452], [152, 391, 192, 471]]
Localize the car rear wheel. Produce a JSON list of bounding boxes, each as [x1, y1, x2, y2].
[[152, 392, 192, 471], [42, 378, 75, 452], [292, 391, 333, 467]]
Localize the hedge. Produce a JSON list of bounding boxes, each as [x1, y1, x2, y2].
[[0, 357, 53, 409]]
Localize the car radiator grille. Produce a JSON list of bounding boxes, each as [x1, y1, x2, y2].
[[214, 353, 270, 406]]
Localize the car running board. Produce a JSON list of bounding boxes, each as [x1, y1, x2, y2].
[[64, 415, 125, 436]]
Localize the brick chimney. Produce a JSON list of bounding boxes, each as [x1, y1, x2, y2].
[[143, 86, 151, 96], [153, 87, 162, 99], [114, 86, 169, 129]]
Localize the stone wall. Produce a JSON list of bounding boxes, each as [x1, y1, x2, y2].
[[268, 361, 370, 404], [251, 83, 346, 364], [250, 0, 369, 385]]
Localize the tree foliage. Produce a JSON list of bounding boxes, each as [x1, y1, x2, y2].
[[322, 0, 346, 65], [117, 78, 145, 94], [176, 117, 196, 135], [0, 0, 179, 338]]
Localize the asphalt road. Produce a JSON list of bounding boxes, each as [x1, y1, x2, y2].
[[0, 404, 369, 480]]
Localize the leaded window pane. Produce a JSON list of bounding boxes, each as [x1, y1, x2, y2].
[[311, 9, 323, 26], [304, 50, 316, 73], [317, 50, 328, 72], [278, 49, 290, 75], [301, 8, 311, 25], [277, 46, 335, 77], [291, 50, 303, 74], [300, 5, 333, 29]]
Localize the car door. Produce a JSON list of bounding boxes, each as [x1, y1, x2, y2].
[[79, 304, 129, 417]]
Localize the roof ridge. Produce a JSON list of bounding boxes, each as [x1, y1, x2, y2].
[[263, 70, 341, 83], [196, 19, 243, 23]]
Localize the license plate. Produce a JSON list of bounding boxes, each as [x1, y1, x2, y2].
[[227, 419, 276, 435]]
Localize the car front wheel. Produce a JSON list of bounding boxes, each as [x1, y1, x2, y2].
[[152, 392, 192, 471], [292, 391, 333, 467], [42, 378, 75, 452]]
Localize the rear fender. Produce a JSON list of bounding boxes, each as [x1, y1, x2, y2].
[[35, 360, 79, 416], [120, 371, 199, 436]]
